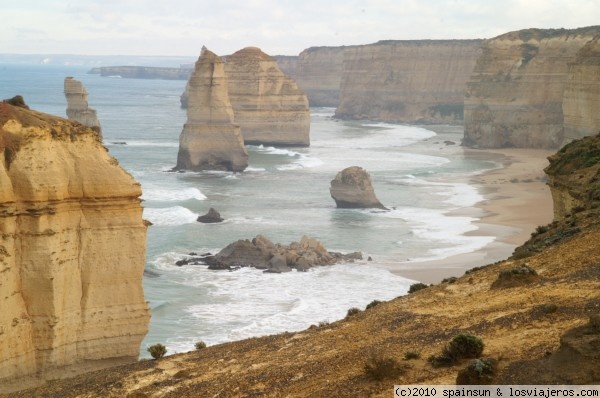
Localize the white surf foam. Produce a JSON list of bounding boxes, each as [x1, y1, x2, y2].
[[143, 206, 198, 226], [142, 187, 207, 202]]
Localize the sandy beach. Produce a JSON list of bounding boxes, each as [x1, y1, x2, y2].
[[391, 147, 556, 284]]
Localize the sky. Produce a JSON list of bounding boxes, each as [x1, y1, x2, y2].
[[1, 0, 599, 57]]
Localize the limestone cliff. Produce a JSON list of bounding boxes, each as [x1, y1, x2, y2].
[[64, 77, 102, 138], [175, 48, 248, 172], [295, 46, 349, 107], [563, 34, 600, 143], [0, 102, 149, 393], [464, 27, 600, 149], [334, 40, 483, 124], [225, 47, 310, 146]]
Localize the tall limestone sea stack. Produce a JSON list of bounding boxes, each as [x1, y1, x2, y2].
[[225, 47, 310, 147], [175, 48, 248, 172], [64, 77, 102, 138], [0, 100, 149, 392], [463, 27, 600, 149]]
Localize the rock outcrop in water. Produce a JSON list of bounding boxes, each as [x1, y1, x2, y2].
[[0, 102, 149, 393], [202, 235, 362, 272], [563, 34, 600, 143], [64, 77, 102, 138], [224, 47, 310, 147], [330, 166, 386, 209], [175, 48, 248, 172], [334, 40, 483, 124], [463, 27, 600, 149]]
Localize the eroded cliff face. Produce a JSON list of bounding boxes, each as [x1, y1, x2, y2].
[[563, 34, 600, 143], [464, 27, 600, 149], [225, 47, 310, 146], [544, 133, 600, 220], [64, 77, 102, 138], [175, 48, 248, 172], [0, 102, 149, 393], [334, 40, 482, 124], [295, 46, 349, 107]]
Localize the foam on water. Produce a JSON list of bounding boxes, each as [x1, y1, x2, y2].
[[142, 187, 207, 202], [145, 258, 415, 354], [143, 206, 198, 226]]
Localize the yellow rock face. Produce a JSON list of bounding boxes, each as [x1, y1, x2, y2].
[[0, 103, 149, 392], [225, 47, 310, 147], [464, 27, 600, 149]]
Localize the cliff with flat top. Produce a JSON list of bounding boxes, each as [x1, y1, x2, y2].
[[463, 27, 600, 149], [334, 40, 483, 124], [0, 100, 149, 393]]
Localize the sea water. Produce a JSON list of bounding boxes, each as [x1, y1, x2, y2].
[[0, 63, 498, 356]]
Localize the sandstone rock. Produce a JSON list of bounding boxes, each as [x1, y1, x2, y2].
[[204, 235, 361, 272], [563, 34, 600, 144], [197, 207, 224, 223], [295, 46, 348, 107], [64, 77, 102, 138], [464, 27, 600, 149], [334, 40, 482, 124], [0, 103, 149, 392], [330, 166, 386, 209], [175, 47, 248, 172]]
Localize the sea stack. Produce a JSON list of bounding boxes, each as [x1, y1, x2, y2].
[[64, 77, 102, 138], [330, 166, 387, 209], [225, 47, 310, 146], [175, 47, 248, 172], [0, 102, 149, 392]]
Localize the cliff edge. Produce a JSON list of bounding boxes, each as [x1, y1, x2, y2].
[[0, 102, 149, 393]]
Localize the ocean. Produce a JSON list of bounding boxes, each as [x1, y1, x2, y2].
[[0, 63, 498, 357]]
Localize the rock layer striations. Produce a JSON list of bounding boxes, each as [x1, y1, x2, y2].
[[334, 40, 483, 124], [464, 27, 600, 149], [0, 102, 149, 393], [225, 47, 310, 146], [64, 77, 102, 138], [175, 48, 248, 172]]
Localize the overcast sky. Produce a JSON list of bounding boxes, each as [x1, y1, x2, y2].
[[2, 0, 599, 57]]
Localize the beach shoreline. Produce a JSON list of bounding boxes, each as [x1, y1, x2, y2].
[[388, 147, 556, 284]]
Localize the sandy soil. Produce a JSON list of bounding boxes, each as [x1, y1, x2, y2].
[[390, 147, 555, 284]]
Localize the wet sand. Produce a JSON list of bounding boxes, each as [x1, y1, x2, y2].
[[390, 147, 555, 284]]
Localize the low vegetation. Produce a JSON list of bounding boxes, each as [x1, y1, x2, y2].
[[428, 333, 484, 367], [364, 354, 408, 381], [147, 343, 167, 360]]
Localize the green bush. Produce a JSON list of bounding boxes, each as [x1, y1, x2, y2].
[[408, 283, 428, 294], [429, 333, 484, 367], [456, 358, 498, 385], [147, 343, 167, 359], [346, 307, 362, 318], [366, 300, 382, 310], [195, 341, 207, 350], [364, 354, 407, 381], [403, 350, 421, 360]]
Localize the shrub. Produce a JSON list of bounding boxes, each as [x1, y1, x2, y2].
[[346, 307, 362, 318], [429, 333, 484, 367], [364, 354, 407, 381], [403, 350, 421, 360], [366, 300, 382, 310], [456, 358, 498, 385], [408, 283, 428, 294], [195, 341, 207, 350], [147, 343, 167, 359], [491, 264, 538, 289]]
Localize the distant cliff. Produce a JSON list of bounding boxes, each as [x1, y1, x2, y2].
[[464, 27, 600, 149], [0, 101, 149, 393], [89, 66, 192, 80], [563, 34, 600, 143], [64, 77, 102, 138], [334, 40, 483, 124]]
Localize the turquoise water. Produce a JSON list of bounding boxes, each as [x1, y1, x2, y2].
[[1, 63, 498, 356]]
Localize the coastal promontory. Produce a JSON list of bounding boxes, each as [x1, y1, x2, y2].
[[175, 48, 248, 172], [0, 101, 149, 393]]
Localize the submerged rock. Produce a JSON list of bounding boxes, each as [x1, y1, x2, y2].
[[202, 235, 362, 272], [330, 166, 387, 209], [197, 208, 224, 223]]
